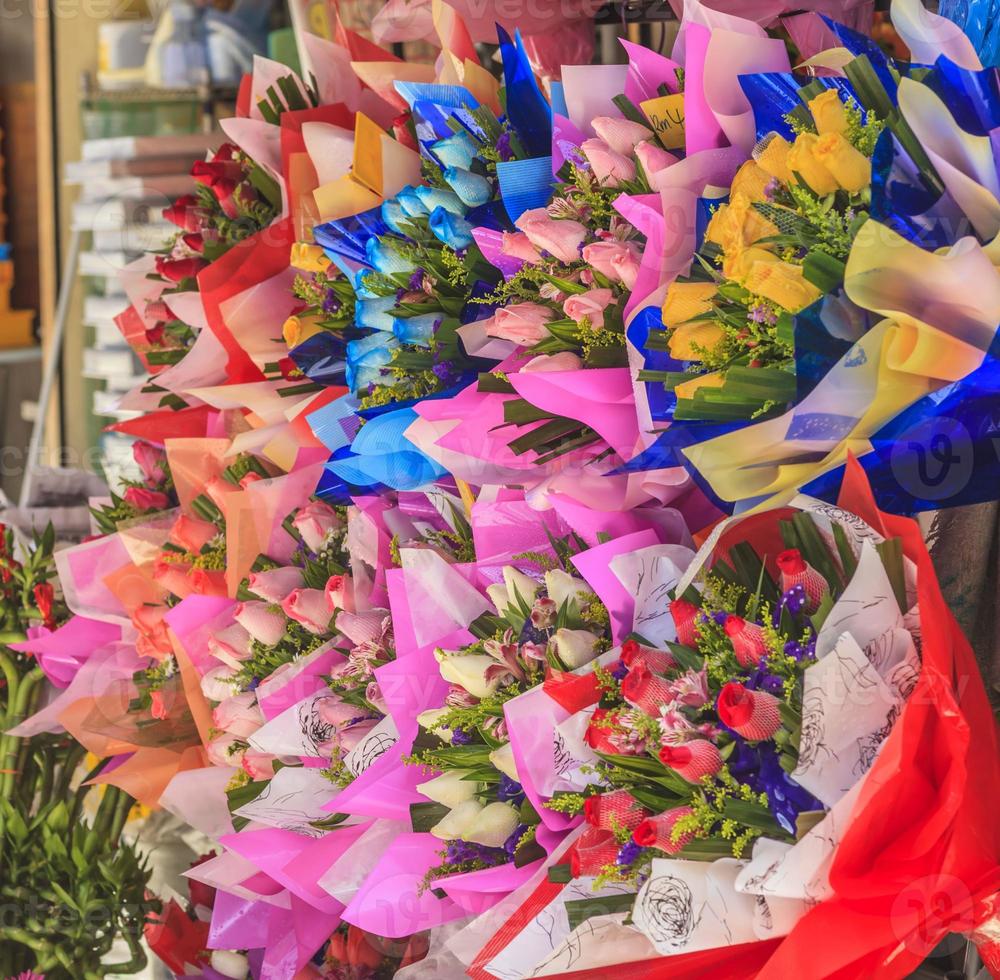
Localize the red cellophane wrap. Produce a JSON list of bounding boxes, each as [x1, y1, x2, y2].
[[506, 458, 1000, 980]]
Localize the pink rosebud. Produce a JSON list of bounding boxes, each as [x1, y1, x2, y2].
[[336, 718, 380, 754], [212, 692, 264, 739], [206, 731, 245, 769], [242, 751, 276, 780], [204, 476, 238, 511], [316, 697, 372, 730], [515, 208, 587, 264], [132, 604, 173, 659], [133, 440, 166, 484], [324, 573, 355, 614], [170, 515, 218, 554], [500, 231, 542, 264], [282, 587, 334, 635], [365, 681, 388, 714], [521, 352, 584, 373], [581, 240, 642, 289], [483, 302, 554, 346], [291, 499, 342, 552], [233, 600, 288, 646], [563, 288, 615, 329], [208, 624, 253, 668], [592, 116, 654, 155], [580, 138, 636, 186], [123, 486, 170, 512], [247, 566, 305, 603], [150, 688, 169, 720], [635, 139, 678, 178]]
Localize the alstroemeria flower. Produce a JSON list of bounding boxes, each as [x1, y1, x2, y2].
[[483, 637, 527, 684]]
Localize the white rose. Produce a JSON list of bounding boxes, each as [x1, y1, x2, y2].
[[489, 742, 521, 782], [435, 650, 507, 699], [544, 569, 592, 611], [463, 801, 520, 848], [416, 708, 452, 741], [211, 950, 250, 978], [552, 628, 601, 669], [417, 770, 483, 808], [502, 566, 540, 610], [430, 799, 484, 840]]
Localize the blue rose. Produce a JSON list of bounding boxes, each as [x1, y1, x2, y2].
[[366, 237, 415, 275], [396, 186, 430, 218], [392, 312, 442, 347], [431, 130, 478, 170], [428, 206, 475, 250], [414, 185, 467, 216], [381, 197, 412, 235], [443, 166, 492, 208], [355, 295, 398, 332]]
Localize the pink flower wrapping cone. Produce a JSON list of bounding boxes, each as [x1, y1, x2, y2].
[[718, 682, 782, 741], [632, 806, 696, 853], [724, 615, 769, 667]]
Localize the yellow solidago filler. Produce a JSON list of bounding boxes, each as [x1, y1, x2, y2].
[[669, 319, 726, 360], [290, 242, 331, 273], [756, 134, 793, 185], [723, 244, 779, 283], [745, 260, 822, 313], [662, 281, 717, 328], [812, 132, 871, 194], [808, 89, 849, 136], [787, 133, 839, 195], [730, 160, 774, 203], [705, 193, 779, 255], [282, 313, 324, 348], [675, 370, 725, 399]]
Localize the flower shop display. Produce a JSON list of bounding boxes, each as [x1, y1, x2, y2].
[[10, 0, 1000, 977]]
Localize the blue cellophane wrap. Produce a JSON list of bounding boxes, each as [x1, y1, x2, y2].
[[803, 332, 1000, 514], [738, 74, 856, 144], [939, 0, 1000, 67], [921, 56, 1000, 135], [313, 206, 388, 266], [627, 306, 682, 424], [820, 15, 899, 98], [496, 156, 555, 222], [497, 25, 551, 160], [289, 331, 347, 387]]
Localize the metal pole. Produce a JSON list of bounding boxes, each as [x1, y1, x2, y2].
[[18, 226, 83, 510]]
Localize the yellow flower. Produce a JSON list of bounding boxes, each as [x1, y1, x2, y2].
[[662, 281, 717, 328], [669, 320, 726, 360], [290, 242, 331, 273], [787, 133, 839, 195], [812, 132, 871, 194], [745, 260, 822, 313], [705, 193, 779, 256], [282, 313, 324, 348], [808, 89, 849, 136], [756, 134, 793, 185], [674, 371, 725, 400], [730, 161, 774, 203], [723, 245, 779, 283]]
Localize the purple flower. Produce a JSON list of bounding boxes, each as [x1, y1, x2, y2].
[[503, 823, 528, 857], [451, 728, 473, 745], [432, 361, 453, 381], [322, 289, 341, 314], [497, 773, 524, 803], [496, 131, 514, 162], [617, 840, 643, 866], [408, 268, 426, 291]]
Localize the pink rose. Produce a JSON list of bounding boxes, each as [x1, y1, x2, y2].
[[366, 682, 388, 714], [190, 568, 228, 597], [132, 604, 173, 659], [521, 352, 584, 373], [500, 232, 542, 264], [316, 697, 374, 730], [213, 692, 264, 739], [581, 241, 643, 289], [635, 140, 677, 179], [233, 600, 288, 646], [515, 208, 587, 264], [206, 732, 245, 769], [281, 587, 334, 635], [291, 499, 342, 552], [200, 664, 237, 702], [592, 116, 654, 155], [170, 515, 218, 554], [204, 476, 238, 511], [484, 302, 554, 346], [123, 486, 170, 512], [325, 574, 355, 614], [153, 560, 194, 599], [337, 718, 380, 754], [580, 139, 636, 186], [242, 751, 276, 780], [239, 472, 264, 489], [563, 288, 615, 329], [247, 566, 305, 603], [133, 440, 166, 484], [208, 624, 253, 668]]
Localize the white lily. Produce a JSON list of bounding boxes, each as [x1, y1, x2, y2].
[[430, 799, 484, 840], [552, 628, 601, 669], [417, 770, 483, 808], [489, 742, 521, 782], [544, 569, 592, 611], [464, 801, 520, 848], [435, 649, 509, 698]]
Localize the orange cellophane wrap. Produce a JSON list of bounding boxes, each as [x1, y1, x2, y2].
[[502, 458, 1000, 980], [165, 438, 233, 513]]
